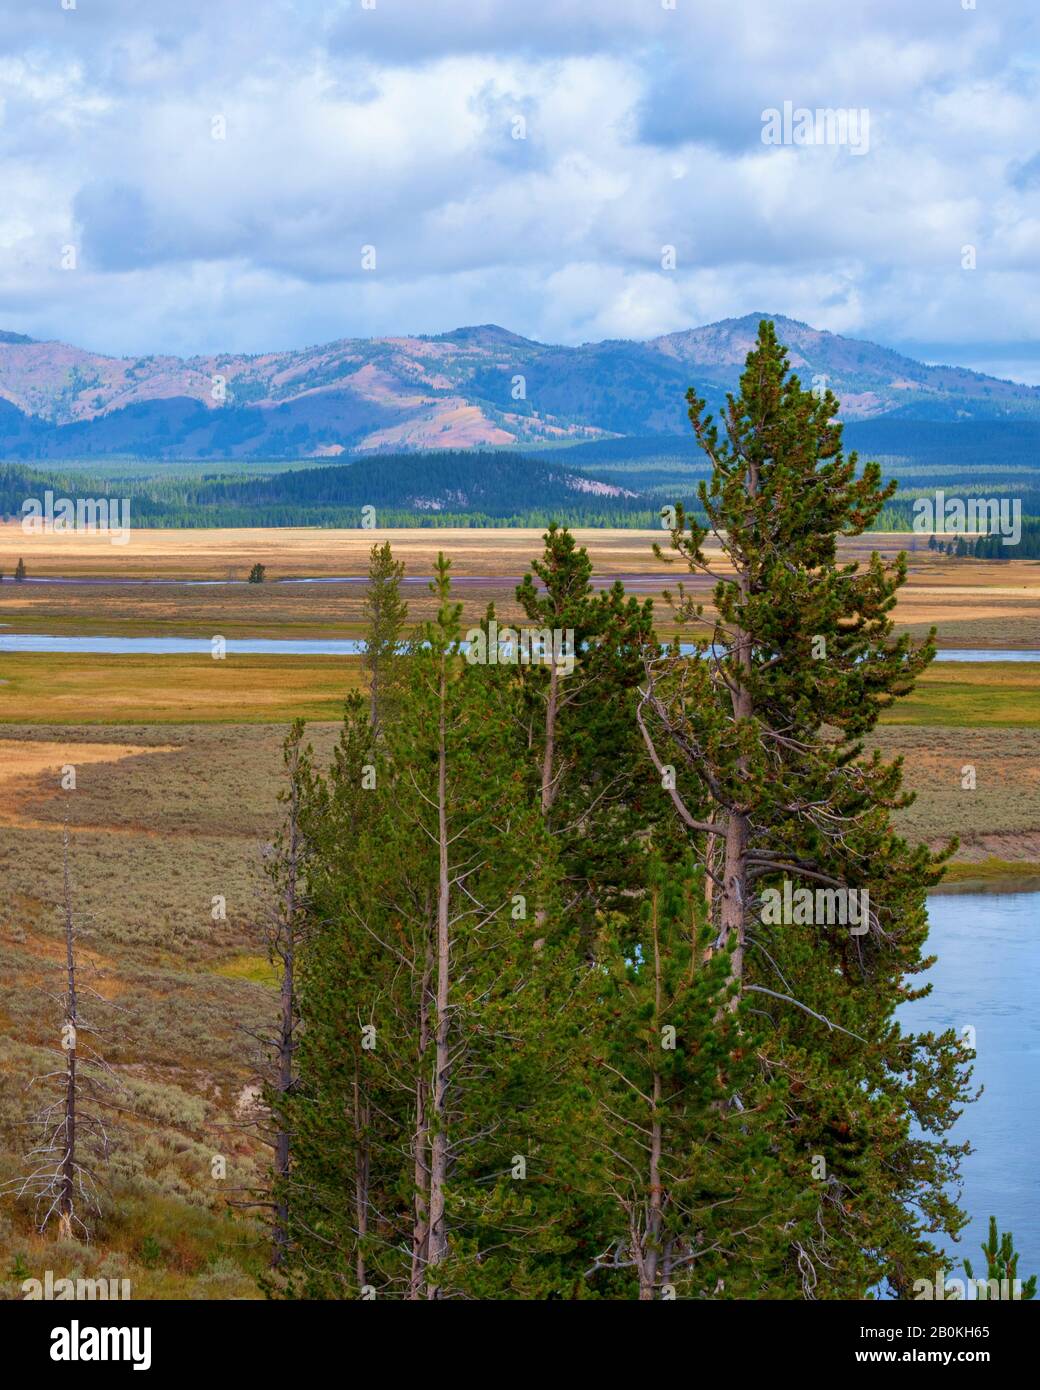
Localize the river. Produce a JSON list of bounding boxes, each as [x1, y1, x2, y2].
[[2, 636, 1038, 659], [907, 890, 1040, 1285]]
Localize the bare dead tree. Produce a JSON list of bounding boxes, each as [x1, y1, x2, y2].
[[3, 820, 122, 1239], [228, 721, 312, 1268], [267, 722, 308, 1267]]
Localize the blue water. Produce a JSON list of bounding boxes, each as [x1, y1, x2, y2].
[[905, 891, 1040, 1284], [2, 634, 1037, 659], [0, 634, 367, 655]]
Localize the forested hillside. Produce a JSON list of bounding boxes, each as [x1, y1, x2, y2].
[[0, 453, 651, 529]]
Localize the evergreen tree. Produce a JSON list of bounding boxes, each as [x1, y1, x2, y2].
[[587, 853, 780, 1299], [641, 320, 974, 1296], [274, 371, 982, 1299], [276, 543, 406, 1293], [362, 540, 408, 738], [277, 693, 392, 1296], [283, 557, 593, 1298], [963, 1218, 1037, 1300], [514, 523, 668, 944]]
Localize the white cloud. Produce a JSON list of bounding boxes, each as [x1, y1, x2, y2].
[[0, 0, 1036, 372]]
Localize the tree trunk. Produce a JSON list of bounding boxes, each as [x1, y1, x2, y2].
[[700, 813, 716, 969], [540, 660, 559, 815], [720, 804, 748, 1007], [271, 932, 294, 1265], [643, 884, 663, 1299], [427, 658, 452, 1295], [533, 661, 561, 935], [409, 939, 432, 1299], [721, 538, 754, 1004], [271, 764, 300, 1268], [353, 1060, 369, 1290], [369, 652, 380, 737]]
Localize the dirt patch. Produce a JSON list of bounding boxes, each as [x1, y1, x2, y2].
[[0, 739, 180, 832], [235, 1082, 264, 1119], [933, 831, 1040, 862]]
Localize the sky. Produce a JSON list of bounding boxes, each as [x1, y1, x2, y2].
[[0, 0, 1039, 378]]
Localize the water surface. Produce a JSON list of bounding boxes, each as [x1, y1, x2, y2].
[[904, 890, 1039, 1286], [2, 634, 1035, 659]]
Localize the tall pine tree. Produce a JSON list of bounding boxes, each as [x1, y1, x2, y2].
[[640, 320, 974, 1296], [282, 556, 593, 1298]]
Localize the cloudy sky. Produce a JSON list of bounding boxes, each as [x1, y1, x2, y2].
[[0, 0, 1038, 377]]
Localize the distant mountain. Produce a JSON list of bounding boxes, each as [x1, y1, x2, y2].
[[1, 313, 1038, 460]]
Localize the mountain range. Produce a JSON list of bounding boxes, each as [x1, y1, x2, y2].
[[1, 314, 1038, 460]]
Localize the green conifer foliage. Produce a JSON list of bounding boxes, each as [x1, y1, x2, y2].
[[587, 853, 782, 1299], [282, 557, 594, 1298], [515, 523, 670, 945], [963, 1218, 1037, 1300], [641, 320, 974, 1296], [362, 540, 408, 737]]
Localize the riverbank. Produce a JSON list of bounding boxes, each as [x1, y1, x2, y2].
[[4, 649, 1040, 725], [937, 857, 1040, 891]]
